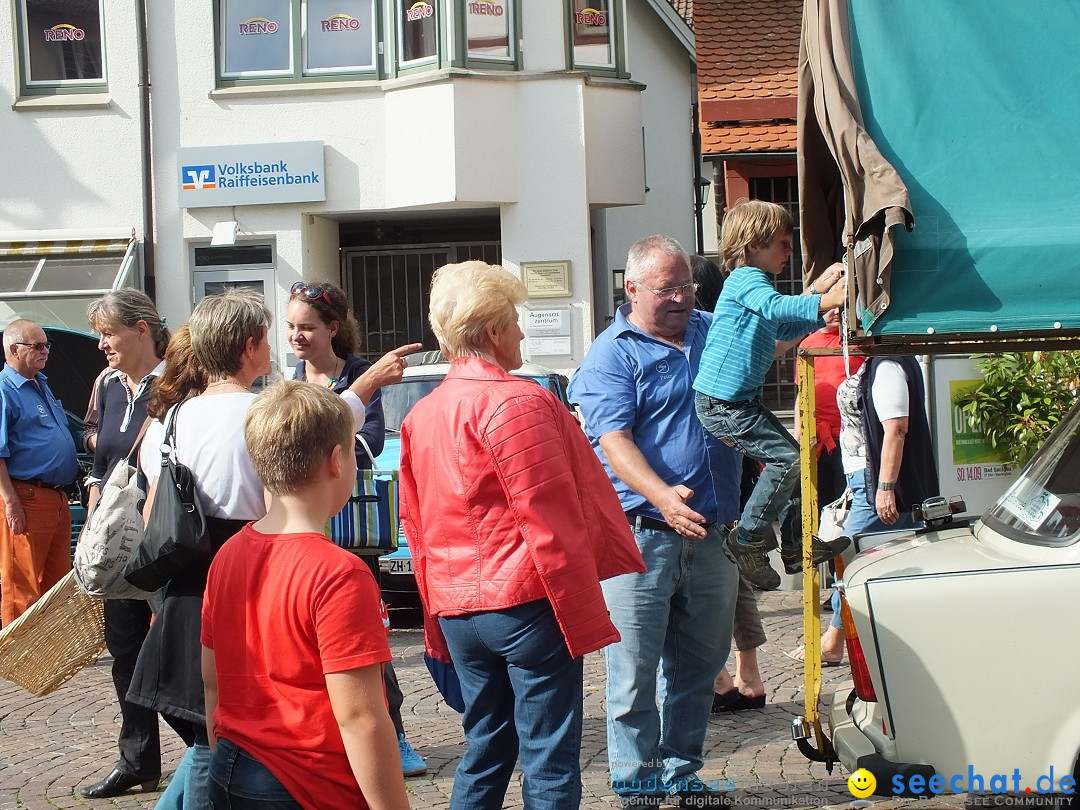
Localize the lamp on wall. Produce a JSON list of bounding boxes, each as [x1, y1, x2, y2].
[[694, 175, 712, 212], [210, 220, 239, 246]]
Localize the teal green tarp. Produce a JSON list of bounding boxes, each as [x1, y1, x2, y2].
[[852, 1, 1080, 335], [811, 1, 1080, 337]]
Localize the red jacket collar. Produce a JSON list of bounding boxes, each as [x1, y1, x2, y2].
[[445, 356, 514, 382]]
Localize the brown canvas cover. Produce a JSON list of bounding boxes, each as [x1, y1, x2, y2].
[[797, 0, 911, 331]]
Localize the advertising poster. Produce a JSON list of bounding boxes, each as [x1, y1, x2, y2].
[[929, 356, 1018, 517]]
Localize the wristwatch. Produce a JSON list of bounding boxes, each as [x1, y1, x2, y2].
[[878, 481, 896, 491]]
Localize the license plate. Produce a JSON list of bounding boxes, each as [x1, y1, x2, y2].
[[380, 557, 413, 575]]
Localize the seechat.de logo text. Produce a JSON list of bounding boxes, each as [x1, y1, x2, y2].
[[322, 14, 361, 31], [239, 17, 279, 35], [181, 165, 217, 190], [406, 1, 434, 21], [44, 23, 85, 42]]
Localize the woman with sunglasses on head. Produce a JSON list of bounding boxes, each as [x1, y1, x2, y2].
[[285, 280, 427, 778]]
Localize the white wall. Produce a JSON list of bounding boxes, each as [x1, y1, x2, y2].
[[0, 0, 143, 238], [2, 0, 694, 373], [601, 0, 696, 312]]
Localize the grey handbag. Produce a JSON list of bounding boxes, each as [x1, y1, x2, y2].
[[73, 418, 158, 600]]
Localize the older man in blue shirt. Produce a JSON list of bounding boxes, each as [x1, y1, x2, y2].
[[0, 319, 78, 626], [569, 235, 740, 809]]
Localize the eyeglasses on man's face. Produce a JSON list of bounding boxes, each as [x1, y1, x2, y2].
[[640, 282, 699, 301], [15, 341, 51, 352], [290, 281, 332, 307]]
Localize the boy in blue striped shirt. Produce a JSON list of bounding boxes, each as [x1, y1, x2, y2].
[[693, 200, 846, 590]]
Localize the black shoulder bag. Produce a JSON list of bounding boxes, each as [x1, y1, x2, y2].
[[123, 400, 210, 592]]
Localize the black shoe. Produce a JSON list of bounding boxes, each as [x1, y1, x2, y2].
[[711, 689, 766, 713], [666, 776, 731, 807], [79, 768, 160, 799], [724, 535, 781, 590], [780, 535, 852, 575]]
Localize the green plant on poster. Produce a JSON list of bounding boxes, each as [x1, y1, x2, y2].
[[955, 351, 1080, 468]]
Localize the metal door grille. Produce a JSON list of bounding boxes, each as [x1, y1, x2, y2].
[[344, 243, 501, 361]]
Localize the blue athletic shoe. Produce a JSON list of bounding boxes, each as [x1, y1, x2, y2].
[[398, 733, 427, 776]]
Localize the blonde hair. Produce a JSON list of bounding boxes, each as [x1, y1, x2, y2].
[[428, 261, 525, 359], [188, 288, 271, 378], [720, 200, 794, 271], [245, 381, 354, 496], [87, 290, 171, 359]]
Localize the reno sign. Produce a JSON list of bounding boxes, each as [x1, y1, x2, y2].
[[322, 13, 362, 31], [406, 1, 434, 21], [239, 17, 279, 35], [576, 7, 608, 25], [468, 1, 504, 15], [44, 24, 85, 42]]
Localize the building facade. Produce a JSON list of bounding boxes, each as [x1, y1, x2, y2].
[[3, 0, 697, 375]]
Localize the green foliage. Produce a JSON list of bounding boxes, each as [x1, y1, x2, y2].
[[955, 351, 1080, 467]]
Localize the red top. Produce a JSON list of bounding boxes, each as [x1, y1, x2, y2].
[[399, 357, 646, 663], [202, 524, 391, 810], [797, 329, 866, 450]]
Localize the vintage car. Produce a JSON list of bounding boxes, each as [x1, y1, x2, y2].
[[374, 354, 572, 610], [828, 398, 1080, 801]]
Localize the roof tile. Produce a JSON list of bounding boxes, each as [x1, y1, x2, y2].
[[694, 0, 800, 154]]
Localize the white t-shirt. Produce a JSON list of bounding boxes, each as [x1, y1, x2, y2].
[[139, 393, 265, 521], [837, 359, 909, 475]]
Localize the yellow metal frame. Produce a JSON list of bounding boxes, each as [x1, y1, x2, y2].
[[796, 333, 1080, 764]]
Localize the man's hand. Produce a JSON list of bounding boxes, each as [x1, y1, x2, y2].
[[349, 344, 424, 404], [656, 485, 709, 539], [5, 499, 26, 535]]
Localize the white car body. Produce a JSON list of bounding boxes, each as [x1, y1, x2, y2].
[[828, 403, 1080, 797]]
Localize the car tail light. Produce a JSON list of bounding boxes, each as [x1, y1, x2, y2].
[[839, 592, 878, 702]]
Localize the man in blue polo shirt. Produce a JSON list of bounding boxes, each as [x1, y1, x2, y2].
[[569, 235, 740, 809], [0, 319, 78, 626]]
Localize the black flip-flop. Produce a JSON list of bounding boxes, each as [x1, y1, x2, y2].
[[711, 689, 766, 713]]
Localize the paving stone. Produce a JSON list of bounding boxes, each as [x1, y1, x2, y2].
[[0, 591, 958, 808]]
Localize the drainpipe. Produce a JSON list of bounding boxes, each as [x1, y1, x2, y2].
[[691, 88, 707, 256], [135, 0, 155, 297]]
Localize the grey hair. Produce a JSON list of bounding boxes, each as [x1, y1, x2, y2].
[[624, 235, 691, 283], [3, 319, 39, 352], [188, 287, 271, 378], [87, 290, 171, 359]]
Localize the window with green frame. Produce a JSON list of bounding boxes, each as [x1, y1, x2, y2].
[[461, 0, 518, 66], [16, 0, 107, 95], [567, 0, 624, 75], [217, 0, 380, 83]]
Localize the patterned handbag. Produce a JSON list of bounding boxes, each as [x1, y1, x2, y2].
[[327, 434, 398, 552]]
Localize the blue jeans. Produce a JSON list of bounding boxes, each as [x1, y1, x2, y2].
[[695, 394, 801, 549], [830, 471, 916, 630], [601, 522, 738, 799], [438, 599, 584, 810], [209, 738, 301, 809], [154, 748, 191, 810]]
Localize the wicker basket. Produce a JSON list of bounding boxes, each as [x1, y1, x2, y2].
[[0, 570, 105, 696]]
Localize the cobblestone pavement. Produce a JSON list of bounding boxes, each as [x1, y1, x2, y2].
[[1, 591, 954, 809]]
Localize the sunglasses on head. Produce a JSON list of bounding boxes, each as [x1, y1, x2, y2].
[[290, 281, 332, 307]]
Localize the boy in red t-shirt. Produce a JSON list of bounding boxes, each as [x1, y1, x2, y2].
[[201, 381, 409, 810]]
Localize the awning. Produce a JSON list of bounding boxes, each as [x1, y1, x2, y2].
[[0, 238, 133, 258], [0, 236, 138, 298]]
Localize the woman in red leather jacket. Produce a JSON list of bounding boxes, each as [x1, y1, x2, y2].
[[398, 261, 645, 810]]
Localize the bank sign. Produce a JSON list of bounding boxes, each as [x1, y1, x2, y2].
[[177, 141, 326, 208]]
